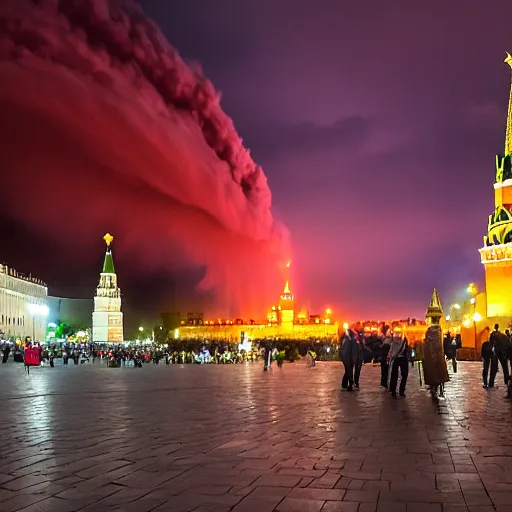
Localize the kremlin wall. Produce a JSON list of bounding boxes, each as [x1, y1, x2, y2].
[[177, 278, 428, 345], [177, 280, 340, 342]]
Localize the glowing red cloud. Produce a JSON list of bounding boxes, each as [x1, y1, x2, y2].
[[0, 0, 289, 316]]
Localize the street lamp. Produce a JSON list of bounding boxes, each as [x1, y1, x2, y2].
[[470, 297, 477, 346], [27, 303, 49, 341], [467, 283, 478, 296]]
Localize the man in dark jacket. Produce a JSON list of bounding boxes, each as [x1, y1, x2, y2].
[[340, 329, 359, 392], [482, 327, 498, 388], [379, 338, 391, 388], [354, 333, 365, 389], [443, 332, 459, 373], [490, 324, 510, 385]]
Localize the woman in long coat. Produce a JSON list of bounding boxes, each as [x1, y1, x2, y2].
[[423, 289, 450, 398], [423, 324, 449, 392]]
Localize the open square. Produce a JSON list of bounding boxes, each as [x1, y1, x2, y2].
[[0, 361, 511, 511]]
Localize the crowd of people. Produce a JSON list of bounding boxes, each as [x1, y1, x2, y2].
[[0, 338, 277, 369], [338, 322, 512, 399], [480, 324, 512, 393], [5, 325, 512, 402]]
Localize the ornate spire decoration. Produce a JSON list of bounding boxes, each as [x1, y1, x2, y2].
[[103, 233, 114, 247], [425, 288, 443, 324], [102, 233, 115, 274], [505, 52, 512, 157], [282, 260, 293, 296]]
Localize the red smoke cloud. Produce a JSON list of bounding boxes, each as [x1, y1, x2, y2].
[[0, 0, 289, 316]]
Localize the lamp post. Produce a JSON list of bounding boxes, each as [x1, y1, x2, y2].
[[27, 303, 49, 341], [469, 297, 476, 347]]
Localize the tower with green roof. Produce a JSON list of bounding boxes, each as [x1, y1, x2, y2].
[[92, 233, 124, 343]]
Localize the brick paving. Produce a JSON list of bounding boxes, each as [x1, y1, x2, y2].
[[0, 360, 511, 511]]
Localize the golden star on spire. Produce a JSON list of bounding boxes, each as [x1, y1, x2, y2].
[[103, 233, 114, 247], [505, 52, 512, 69]]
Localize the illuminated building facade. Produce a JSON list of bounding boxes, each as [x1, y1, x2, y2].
[[92, 234, 123, 343], [479, 53, 512, 320], [178, 278, 338, 341], [0, 264, 48, 340]]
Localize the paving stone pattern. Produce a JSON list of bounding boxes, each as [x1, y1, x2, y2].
[[0, 361, 511, 511]]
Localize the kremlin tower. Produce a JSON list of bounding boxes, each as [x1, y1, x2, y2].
[[479, 53, 512, 320], [278, 280, 295, 326], [92, 233, 123, 343]]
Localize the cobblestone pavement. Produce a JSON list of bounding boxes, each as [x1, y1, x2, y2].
[[0, 360, 511, 512]]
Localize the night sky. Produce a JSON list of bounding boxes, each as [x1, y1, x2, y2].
[[0, 0, 511, 327]]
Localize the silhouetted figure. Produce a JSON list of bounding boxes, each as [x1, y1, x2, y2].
[[354, 334, 364, 389], [380, 338, 391, 388], [443, 332, 459, 373], [481, 328, 498, 388], [2, 344, 10, 364], [490, 324, 510, 385], [389, 336, 409, 397], [340, 329, 359, 392]]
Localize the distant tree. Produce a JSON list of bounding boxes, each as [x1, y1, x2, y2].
[[153, 326, 169, 344]]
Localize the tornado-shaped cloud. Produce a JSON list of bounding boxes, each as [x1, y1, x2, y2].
[[0, 0, 289, 316]]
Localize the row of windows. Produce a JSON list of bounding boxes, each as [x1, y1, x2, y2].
[[0, 315, 26, 327]]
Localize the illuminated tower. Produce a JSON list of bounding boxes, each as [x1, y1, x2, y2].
[[479, 53, 512, 318], [92, 233, 123, 343], [277, 260, 294, 326], [279, 280, 295, 326], [425, 288, 443, 326]]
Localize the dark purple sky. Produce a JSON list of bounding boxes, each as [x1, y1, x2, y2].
[[138, 0, 512, 318], [0, 0, 511, 326]]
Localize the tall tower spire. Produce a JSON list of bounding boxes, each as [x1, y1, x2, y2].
[[92, 233, 124, 343], [479, 54, 512, 319], [505, 52, 512, 157], [279, 260, 294, 326], [102, 233, 115, 274]]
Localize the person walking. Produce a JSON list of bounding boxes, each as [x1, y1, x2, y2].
[[340, 328, 359, 392], [262, 341, 273, 371], [490, 324, 510, 385], [354, 333, 364, 390], [423, 289, 450, 399], [379, 337, 391, 389], [389, 336, 409, 398], [443, 331, 458, 373], [481, 327, 498, 388], [505, 329, 512, 375], [2, 342, 10, 364]]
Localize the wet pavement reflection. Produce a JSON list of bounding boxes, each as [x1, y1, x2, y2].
[[0, 361, 510, 511]]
